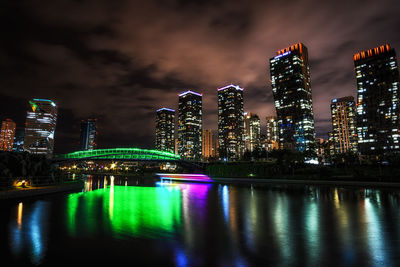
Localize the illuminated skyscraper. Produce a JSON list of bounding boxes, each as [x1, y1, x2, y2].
[[80, 119, 97, 150], [270, 43, 316, 153], [202, 129, 217, 159], [13, 128, 25, 152], [24, 99, 57, 157], [0, 119, 16, 151], [244, 112, 261, 153], [178, 91, 202, 160], [354, 44, 400, 155], [330, 96, 358, 154], [218, 84, 244, 160], [155, 108, 175, 153], [265, 116, 279, 151]]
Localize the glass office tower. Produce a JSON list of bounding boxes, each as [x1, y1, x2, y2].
[[178, 91, 202, 160], [270, 43, 316, 153], [155, 108, 175, 153], [24, 99, 57, 157], [80, 119, 97, 150], [218, 84, 244, 160], [244, 112, 261, 153]]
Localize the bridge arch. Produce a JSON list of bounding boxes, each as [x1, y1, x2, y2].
[[55, 148, 180, 161]]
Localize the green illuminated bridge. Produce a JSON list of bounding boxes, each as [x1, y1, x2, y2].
[[55, 148, 181, 161]]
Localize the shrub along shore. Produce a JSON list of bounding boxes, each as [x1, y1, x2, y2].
[[206, 162, 400, 183]]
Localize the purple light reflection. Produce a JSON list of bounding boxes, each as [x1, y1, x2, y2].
[[156, 173, 213, 183]]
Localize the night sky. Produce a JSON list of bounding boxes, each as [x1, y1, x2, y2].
[[1, 0, 399, 154]]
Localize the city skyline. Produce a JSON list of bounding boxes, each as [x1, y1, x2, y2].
[[1, 0, 400, 153]]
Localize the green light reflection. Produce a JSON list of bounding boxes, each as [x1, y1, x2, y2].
[[66, 186, 182, 239]]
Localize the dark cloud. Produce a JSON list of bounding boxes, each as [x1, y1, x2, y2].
[[1, 0, 399, 152]]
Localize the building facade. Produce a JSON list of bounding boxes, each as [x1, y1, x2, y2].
[[354, 44, 400, 155], [178, 91, 202, 160], [13, 128, 25, 152], [80, 119, 97, 150], [330, 96, 358, 154], [174, 138, 179, 155], [202, 129, 217, 159], [244, 112, 261, 153], [218, 84, 244, 160], [24, 99, 57, 157], [315, 137, 326, 164], [0, 119, 16, 151], [270, 43, 316, 153], [265, 116, 279, 151], [155, 108, 175, 153]]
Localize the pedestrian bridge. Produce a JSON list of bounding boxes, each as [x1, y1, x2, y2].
[[55, 148, 180, 161]]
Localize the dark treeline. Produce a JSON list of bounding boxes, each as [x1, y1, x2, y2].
[[0, 152, 59, 180], [207, 149, 400, 182]]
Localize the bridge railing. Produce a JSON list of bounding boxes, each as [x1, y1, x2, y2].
[[56, 148, 181, 161]]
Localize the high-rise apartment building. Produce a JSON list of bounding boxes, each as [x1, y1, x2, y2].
[[354, 44, 400, 155], [80, 119, 97, 150], [270, 43, 316, 153], [178, 91, 202, 160], [265, 116, 279, 151], [13, 128, 25, 152], [155, 108, 175, 153], [244, 112, 261, 152], [218, 84, 244, 160], [330, 96, 358, 154], [24, 99, 57, 157], [202, 129, 217, 159], [0, 119, 16, 151]]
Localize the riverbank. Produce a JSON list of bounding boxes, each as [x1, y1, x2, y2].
[[0, 181, 83, 200], [206, 162, 400, 183], [212, 177, 400, 188]]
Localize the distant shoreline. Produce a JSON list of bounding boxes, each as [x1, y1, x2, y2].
[[0, 182, 83, 200], [211, 177, 400, 188]]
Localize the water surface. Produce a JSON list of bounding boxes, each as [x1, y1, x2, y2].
[[2, 175, 400, 266]]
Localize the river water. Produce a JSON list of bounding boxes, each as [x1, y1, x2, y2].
[[1, 175, 400, 266]]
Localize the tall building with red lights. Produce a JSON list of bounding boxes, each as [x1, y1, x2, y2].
[[270, 43, 316, 154], [354, 44, 400, 155]]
